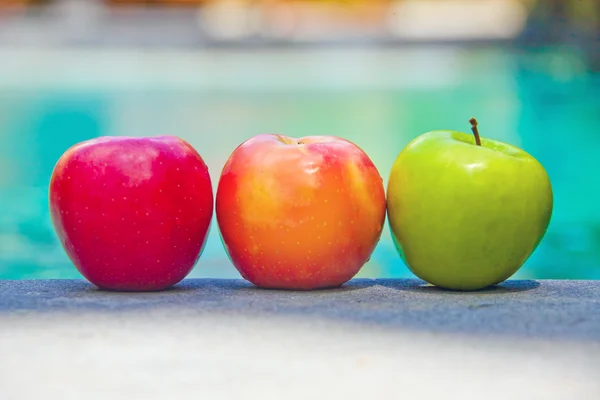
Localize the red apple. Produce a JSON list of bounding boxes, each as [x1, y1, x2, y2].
[[216, 134, 386, 290], [49, 136, 213, 291]]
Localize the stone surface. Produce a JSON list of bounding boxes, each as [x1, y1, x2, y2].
[[2, 278, 600, 340], [1, 279, 599, 400]]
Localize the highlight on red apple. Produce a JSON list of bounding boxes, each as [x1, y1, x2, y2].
[[49, 136, 214, 292], [216, 134, 386, 290]]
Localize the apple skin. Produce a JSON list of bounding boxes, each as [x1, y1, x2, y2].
[[49, 136, 213, 291], [216, 134, 386, 290], [387, 130, 553, 291]]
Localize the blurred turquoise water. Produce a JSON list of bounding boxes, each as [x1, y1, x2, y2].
[[0, 46, 599, 280]]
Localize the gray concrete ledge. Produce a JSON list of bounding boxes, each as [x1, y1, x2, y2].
[[2, 278, 599, 341], [1, 279, 600, 400]]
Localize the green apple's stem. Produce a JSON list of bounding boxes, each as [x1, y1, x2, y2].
[[469, 117, 482, 146]]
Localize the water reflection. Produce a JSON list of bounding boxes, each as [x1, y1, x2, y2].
[[515, 48, 600, 279], [0, 47, 598, 280]]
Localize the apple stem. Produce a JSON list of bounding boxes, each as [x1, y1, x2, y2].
[[469, 117, 482, 146]]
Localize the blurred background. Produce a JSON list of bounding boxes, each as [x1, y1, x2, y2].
[[0, 0, 598, 280]]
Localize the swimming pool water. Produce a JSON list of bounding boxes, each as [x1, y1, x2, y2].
[[1, 46, 598, 280]]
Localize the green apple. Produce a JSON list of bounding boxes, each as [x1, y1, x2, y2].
[[387, 118, 553, 291]]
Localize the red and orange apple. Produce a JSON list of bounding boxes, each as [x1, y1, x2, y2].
[[216, 134, 386, 290], [49, 136, 213, 291]]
